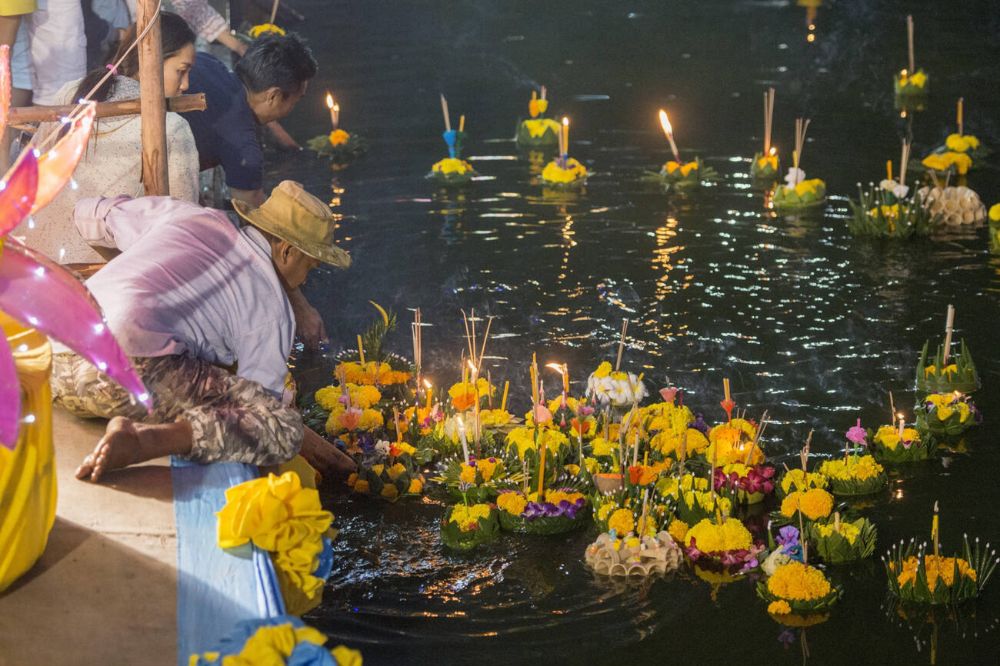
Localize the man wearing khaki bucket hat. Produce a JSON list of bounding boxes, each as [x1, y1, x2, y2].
[[50, 181, 356, 482]]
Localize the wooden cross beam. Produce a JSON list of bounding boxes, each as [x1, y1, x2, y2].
[[7, 94, 206, 124]]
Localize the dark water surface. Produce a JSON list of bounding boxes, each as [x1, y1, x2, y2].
[[268, 1, 1000, 663]]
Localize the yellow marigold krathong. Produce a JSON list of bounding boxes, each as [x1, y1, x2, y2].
[[896, 555, 977, 591], [449, 504, 493, 532], [766, 562, 833, 601], [541, 158, 588, 185], [607, 508, 636, 535], [432, 157, 474, 175], [497, 492, 528, 516], [707, 418, 762, 465], [449, 378, 493, 411], [685, 518, 753, 553], [668, 518, 689, 543], [780, 468, 828, 495], [945, 133, 980, 154], [780, 488, 834, 521], [818, 454, 886, 495]]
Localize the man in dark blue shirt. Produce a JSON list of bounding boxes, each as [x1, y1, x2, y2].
[[183, 33, 328, 348], [182, 32, 317, 207]]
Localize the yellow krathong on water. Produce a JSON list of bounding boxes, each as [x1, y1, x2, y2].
[[541, 157, 588, 184], [945, 133, 980, 153], [896, 69, 927, 89], [895, 555, 977, 591], [663, 160, 699, 177], [523, 118, 561, 138], [217, 472, 335, 615], [432, 158, 474, 175], [767, 562, 833, 601], [449, 504, 492, 532]]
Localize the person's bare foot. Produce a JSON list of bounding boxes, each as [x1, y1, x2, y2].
[[76, 416, 143, 482]]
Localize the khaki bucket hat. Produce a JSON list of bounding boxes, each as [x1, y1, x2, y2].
[[232, 180, 351, 268]]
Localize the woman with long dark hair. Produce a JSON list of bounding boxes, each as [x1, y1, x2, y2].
[[13, 12, 200, 266]]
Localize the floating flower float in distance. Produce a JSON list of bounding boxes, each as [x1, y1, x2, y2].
[[649, 109, 717, 189], [750, 87, 780, 182], [540, 116, 587, 189], [894, 15, 928, 109], [915, 305, 979, 394], [772, 117, 825, 211], [915, 391, 979, 439], [427, 94, 476, 186], [848, 141, 938, 238], [516, 85, 561, 149], [307, 92, 367, 162]]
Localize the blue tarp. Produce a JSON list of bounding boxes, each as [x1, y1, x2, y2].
[[171, 458, 285, 665]]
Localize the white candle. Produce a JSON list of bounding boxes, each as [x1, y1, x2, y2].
[[897, 413, 905, 439], [325, 93, 338, 130], [658, 109, 681, 163], [458, 416, 470, 463]]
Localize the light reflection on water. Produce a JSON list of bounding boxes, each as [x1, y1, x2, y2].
[[271, 0, 1000, 663]]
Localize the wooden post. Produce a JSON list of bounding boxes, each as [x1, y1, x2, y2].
[[136, 0, 168, 196]]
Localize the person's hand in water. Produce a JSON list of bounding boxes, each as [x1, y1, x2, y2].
[[289, 288, 329, 351], [266, 120, 301, 151], [299, 427, 356, 480]]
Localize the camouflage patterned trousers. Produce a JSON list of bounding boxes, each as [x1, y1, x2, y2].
[[50, 352, 303, 466]]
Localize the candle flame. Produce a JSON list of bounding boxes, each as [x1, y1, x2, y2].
[[333, 102, 340, 113], [326, 93, 334, 109], [769, 146, 777, 156], [423, 378, 432, 390], [545, 362, 566, 375], [562, 116, 569, 128], [897, 412, 904, 420], [658, 109, 673, 137]]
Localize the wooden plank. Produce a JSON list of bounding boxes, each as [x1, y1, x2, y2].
[[7, 94, 206, 124], [137, 0, 169, 196]]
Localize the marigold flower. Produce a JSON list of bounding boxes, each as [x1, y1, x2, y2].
[[459, 464, 477, 485], [449, 504, 492, 531], [685, 518, 753, 553], [328, 129, 351, 147], [818, 455, 883, 482], [497, 491, 528, 516], [608, 508, 636, 535], [668, 518, 689, 544], [780, 469, 828, 494], [768, 600, 792, 615], [780, 489, 834, 521], [541, 158, 588, 184], [945, 133, 980, 153], [408, 478, 424, 494], [896, 555, 977, 590], [432, 157, 473, 175], [767, 562, 832, 601]]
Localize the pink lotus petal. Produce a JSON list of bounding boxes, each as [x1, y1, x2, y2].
[[533, 403, 553, 424], [0, 239, 150, 412], [659, 387, 678, 403]]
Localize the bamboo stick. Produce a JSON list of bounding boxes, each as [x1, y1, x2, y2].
[[8, 94, 206, 124], [136, 0, 168, 195]]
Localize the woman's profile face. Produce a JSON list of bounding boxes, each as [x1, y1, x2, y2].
[[162, 43, 196, 97]]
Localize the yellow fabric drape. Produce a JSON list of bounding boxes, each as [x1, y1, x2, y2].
[[0, 312, 56, 592]]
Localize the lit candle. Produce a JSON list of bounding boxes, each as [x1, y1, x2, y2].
[[658, 109, 681, 163], [561, 116, 569, 157], [886, 160, 892, 182], [423, 379, 433, 410], [540, 85, 546, 101], [357, 334, 365, 364], [897, 412, 905, 439], [459, 114, 465, 133], [325, 93, 339, 130], [500, 380, 510, 412]]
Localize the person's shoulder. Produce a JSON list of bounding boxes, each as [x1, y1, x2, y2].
[[189, 52, 240, 93]]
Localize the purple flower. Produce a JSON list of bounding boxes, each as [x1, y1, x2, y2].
[[691, 415, 709, 434], [846, 418, 866, 446], [776, 525, 800, 549]]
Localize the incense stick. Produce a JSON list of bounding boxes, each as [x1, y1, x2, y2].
[[440, 94, 451, 132], [269, 0, 280, 24], [793, 117, 811, 173], [615, 318, 629, 371], [907, 15, 915, 74], [763, 87, 775, 154], [898, 140, 911, 186]]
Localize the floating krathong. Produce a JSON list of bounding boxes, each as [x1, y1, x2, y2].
[[809, 513, 877, 564], [772, 118, 825, 211], [894, 16, 928, 106], [848, 142, 939, 238], [516, 86, 561, 149], [346, 440, 425, 502], [584, 530, 683, 577], [307, 92, 367, 162], [817, 455, 887, 496], [915, 392, 979, 439], [496, 487, 589, 534], [921, 98, 989, 173], [871, 422, 936, 464], [915, 306, 979, 394], [884, 505, 998, 605], [428, 95, 476, 185], [684, 515, 764, 575], [750, 87, 780, 181], [757, 561, 842, 616], [540, 117, 587, 188], [440, 502, 500, 551], [916, 185, 986, 227], [652, 109, 717, 189]]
